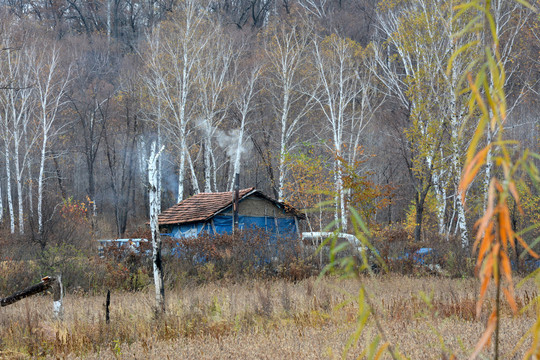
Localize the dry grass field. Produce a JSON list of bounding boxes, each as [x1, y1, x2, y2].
[[0, 275, 537, 359]]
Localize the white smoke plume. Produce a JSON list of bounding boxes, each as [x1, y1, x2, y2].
[[215, 128, 252, 163]]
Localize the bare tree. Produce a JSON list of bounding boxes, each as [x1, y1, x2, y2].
[[195, 27, 236, 192], [67, 37, 114, 229], [29, 39, 72, 235], [103, 72, 142, 237], [263, 20, 315, 201], [311, 33, 364, 232], [142, 0, 211, 201], [228, 63, 261, 190], [0, 27, 37, 234]]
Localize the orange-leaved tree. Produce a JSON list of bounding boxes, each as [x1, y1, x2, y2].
[[451, 0, 540, 358]]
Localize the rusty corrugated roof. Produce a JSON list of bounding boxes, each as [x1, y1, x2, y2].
[[158, 188, 256, 226]]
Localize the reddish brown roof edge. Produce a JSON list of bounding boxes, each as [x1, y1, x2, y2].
[[206, 188, 258, 220], [158, 188, 254, 226], [158, 188, 305, 226]]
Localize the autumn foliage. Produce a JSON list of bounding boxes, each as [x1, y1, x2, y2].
[[452, 0, 540, 357]]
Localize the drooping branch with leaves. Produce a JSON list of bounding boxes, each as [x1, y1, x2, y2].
[[450, 0, 540, 357]]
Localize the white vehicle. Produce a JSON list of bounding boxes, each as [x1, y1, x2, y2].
[[97, 238, 148, 257], [301, 232, 366, 252], [301, 232, 377, 271]]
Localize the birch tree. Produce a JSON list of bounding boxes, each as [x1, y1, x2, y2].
[[0, 95, 15, 233], [263, 21, 316, 201], [142, 0, 209, 201], [228, 64, 261, 191], [481, 0, 533, 212], [148, 141, 165, 314], [29, 40, 71, 235], [374, 0, 477, 245], [0, 27, 14, 232], [196, 28, 236, 192], [0, 34, 36, 235], [311, 33, 364, 232]]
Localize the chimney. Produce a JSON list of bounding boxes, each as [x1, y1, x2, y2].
[[233, 173, 240, 232]]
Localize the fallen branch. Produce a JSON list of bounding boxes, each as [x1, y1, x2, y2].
[[1, 276, 55, 307]]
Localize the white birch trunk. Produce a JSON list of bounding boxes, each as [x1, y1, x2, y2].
[[24, 121, 33, 219], [277, 89, 290, 202], [452, 116, 469, 247], [4, 138, 14, 234], [38, 132, 47, 234], [277, 145, 286, 202], [14, 133, 24, 234], [187, 147, 200, 194], [452, 122, 469, 247], [431, 145, 446, 234], [0, 163, 3, 224], [157, 122, 162, 208], [203, 130, 212, 193], [0, 115, 4, 225], [312, 36, 362, 233], [448, 39, 470, 246], [336, 160, 347, 231], [456, 187, 469, 247], [434, 168, 446, 234], [143, 6, 209, 203], [107, 0, 111, 45], [6, 47, 34, 235], [149, 141, 165, 314]]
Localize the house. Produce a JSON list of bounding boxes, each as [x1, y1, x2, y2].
[[158, 187, 304, 239]]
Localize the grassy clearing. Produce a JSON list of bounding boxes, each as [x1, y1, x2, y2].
[[0, 275, 537, 359]]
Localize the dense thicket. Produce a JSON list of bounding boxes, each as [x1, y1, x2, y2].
[[0, 0, 538, 260]]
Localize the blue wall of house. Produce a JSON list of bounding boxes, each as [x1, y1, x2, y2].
[[165, 215, 297, 239]]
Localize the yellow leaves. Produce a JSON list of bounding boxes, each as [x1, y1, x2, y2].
[[377, 0, 404, 12], [282, 150, 334, 211], [319, 34, 363, 67]]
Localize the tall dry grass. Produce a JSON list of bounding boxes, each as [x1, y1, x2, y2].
[[0, 275, 536, 359]]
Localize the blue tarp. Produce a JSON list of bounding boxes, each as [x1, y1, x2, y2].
[[167, 215, 297, 239], [170, 222, 212, 238], [166, 215, 298, 262]]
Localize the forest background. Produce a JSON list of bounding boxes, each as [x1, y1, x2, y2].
[[0, 0, 538, 283]]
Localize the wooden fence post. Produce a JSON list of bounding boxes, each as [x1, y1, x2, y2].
[[105, 290, 110, 324]]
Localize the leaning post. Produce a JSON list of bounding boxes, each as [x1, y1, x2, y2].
[[52, 274, 63, 320], [1, 276, 63, 320]]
